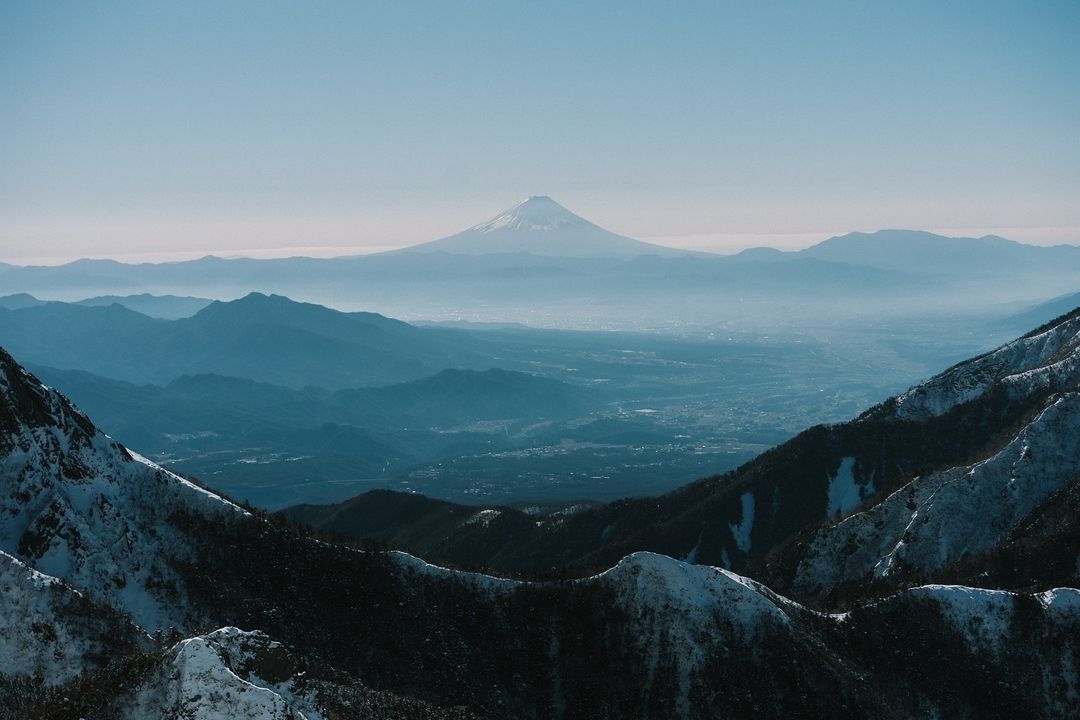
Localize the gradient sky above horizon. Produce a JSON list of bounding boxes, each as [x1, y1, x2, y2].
[[2, 1, 1079, 265]]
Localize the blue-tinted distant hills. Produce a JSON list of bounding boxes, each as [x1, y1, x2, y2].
[[0, 292, 498, 387], [24, 361, 604, 507], [995, 291, 1080, 334], [75, 292, 212, 319], [0, 293, 46, 310], [800, 228, 1080, 277], [1, 205, 1078, 328], [0, 291, 215, 319]]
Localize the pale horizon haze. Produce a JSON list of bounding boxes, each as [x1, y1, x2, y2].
[[2, 2, 1078, 265]]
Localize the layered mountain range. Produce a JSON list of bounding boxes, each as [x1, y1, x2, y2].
[[290, 308, 1080, 603], [2, 306, 1079, 716], [2, 291, 933, 509], [2, 199, 1077, 330]]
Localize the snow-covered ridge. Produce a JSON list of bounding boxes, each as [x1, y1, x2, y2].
[[595, 552, 800, 717], [396, 547, 801, 624], [599, 551, 798, 631], [0, 549, 144, 683], [891, 312, 1080, 420], [0, 347, 245, 632], [795, 392, 1080, 594], [391, 549, 520, 594], [127, 448, 247, 513], [0, 545, 65, 590], [849, 582, 1080, 663], [120, 627, 324, 720], [907, 585, 1016, 650]]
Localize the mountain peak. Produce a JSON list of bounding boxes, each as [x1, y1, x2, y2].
[[470, 195, 588, 234], [399, 197, 697, 258]]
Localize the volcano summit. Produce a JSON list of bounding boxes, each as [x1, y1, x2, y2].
[[400, 196, 698, 258]]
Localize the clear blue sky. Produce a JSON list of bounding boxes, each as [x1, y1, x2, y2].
[[2, 1, 1078, 263]]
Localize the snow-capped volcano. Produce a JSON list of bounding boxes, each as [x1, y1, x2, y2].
[[472, 195, 585, 233], [400, 196, 699, 258]]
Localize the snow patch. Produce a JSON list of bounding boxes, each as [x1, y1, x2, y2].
[[827, 457, 865, 517], [1038, 588, 1080, 614], [463, 508, 501, 527], [683, 531, 703, 563], [728, 492, 754, 553]]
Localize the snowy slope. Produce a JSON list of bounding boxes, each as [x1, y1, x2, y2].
[[788, 311, 1080, 596], [859, 583, 1080, 715], [400, 196, 696, 258], [0, 347, 245, 632], [120, 627, 324, 720], [796, 392, 1080, 594], [0, 549, 146, 683], [596, 552, 800, 716], [601, 551, 795, 631], [396, 548, 1079, 717], [890, 311, 1080, 420]]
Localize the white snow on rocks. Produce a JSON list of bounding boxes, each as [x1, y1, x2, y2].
[[795, 393, 1080, 594], [471, 195, 585, 233], [597, 552, 795, 717], [0, 358, 246, 632], [601, 552, 793, 629], [827, 456, 868, 518], [892, 313, 1080, 420], [463, 508, 501, 527], [0, 549, 144, 683], [727, 491, 755, 553], [909, 585, 1016, 651], [121, 627, 323, 720], [390, 549, 520, 594], [0, 549, 84, 682]]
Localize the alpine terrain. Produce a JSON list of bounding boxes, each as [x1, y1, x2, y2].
[[2, 307, 1080, 717]]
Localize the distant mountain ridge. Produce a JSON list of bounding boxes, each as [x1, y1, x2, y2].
[[0, 292, 213, 319], [1, 223, 1077, 327], [997, 291, 1080, 334], [0, 292, 497, 388], [74, 292, 212, 319], [0, 293, 45, 310], [799, 228, 1080, 277], [22, 361, 604, 507]]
